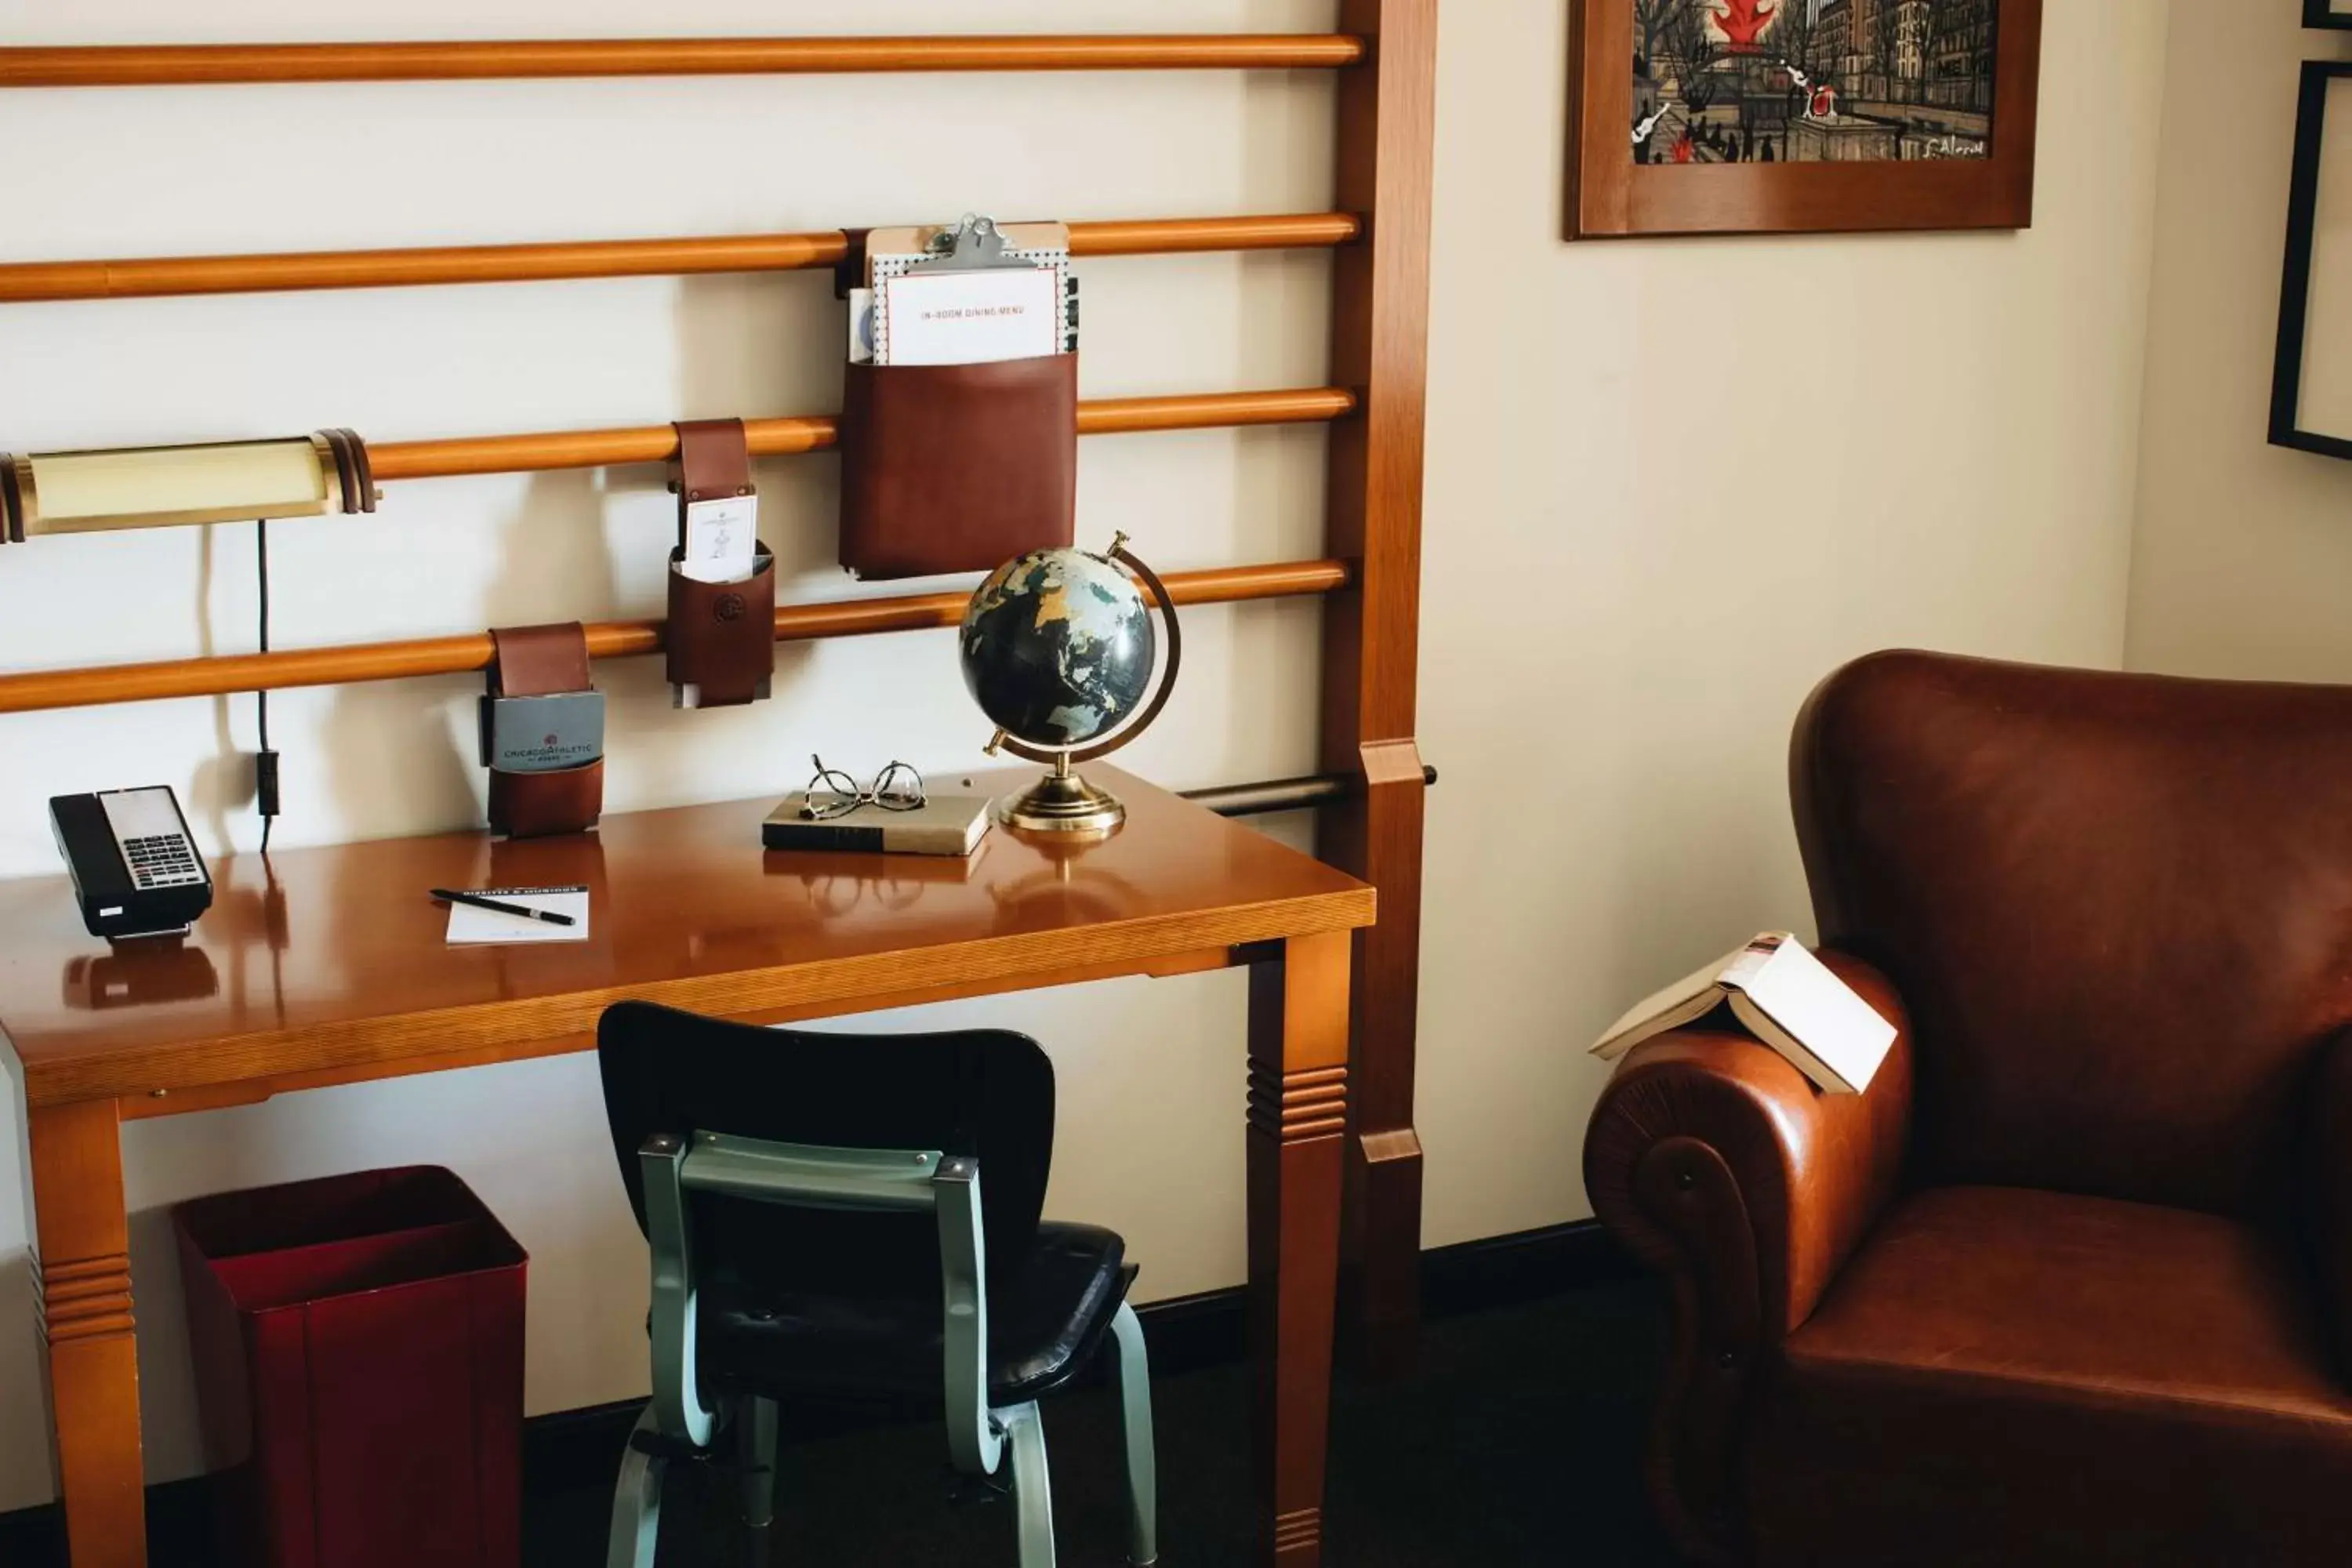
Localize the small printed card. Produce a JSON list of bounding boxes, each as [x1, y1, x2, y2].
[[681, 495, 759, 584], [443, 884, 591, 946]]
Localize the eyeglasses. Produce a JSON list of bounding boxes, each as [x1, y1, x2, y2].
[[798, 755, 927, 821]]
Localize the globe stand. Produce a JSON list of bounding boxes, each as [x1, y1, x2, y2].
[[973, 534, 1183, 844], [993, 750, 1127, 837]]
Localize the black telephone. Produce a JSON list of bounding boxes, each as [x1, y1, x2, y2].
[[49, 786, 213, 940]]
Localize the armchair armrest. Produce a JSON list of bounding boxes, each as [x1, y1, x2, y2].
[[1582, 949, 1912, 1562]]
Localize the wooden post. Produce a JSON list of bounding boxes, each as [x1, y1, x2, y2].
[[25, 1098, 147, 1566], [1319, 0, 1436, 1376], [1247, 933, 1352, 1566]]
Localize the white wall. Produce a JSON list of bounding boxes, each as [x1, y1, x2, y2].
[[1416, 0, 2169, 1247], [0, 0, 2172, 1508], [2125, 2, 2352, 681]]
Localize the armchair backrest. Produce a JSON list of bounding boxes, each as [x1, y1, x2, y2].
[[1792, 651, 2352, 1221], [597, 1000, 1054, 1299]]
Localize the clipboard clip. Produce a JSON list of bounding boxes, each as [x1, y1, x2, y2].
[[906, 214, 1027, 275]]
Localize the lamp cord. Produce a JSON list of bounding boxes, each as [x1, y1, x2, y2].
[[256, 518, 278, 856]]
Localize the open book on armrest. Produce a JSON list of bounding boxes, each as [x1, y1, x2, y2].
[[1591, 933, 1896, 1095]]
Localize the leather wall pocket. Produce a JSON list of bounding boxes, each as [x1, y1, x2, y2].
[[838, 353, 1077, 580], [488, 758, 604, 840], [483, 622, 604, 838], [666, 545, 775, 709]]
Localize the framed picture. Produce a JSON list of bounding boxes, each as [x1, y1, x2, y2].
[[1566, 0, 2045, 238], [2271, 63, 2352, 462], [2307, 0, 2352, 32]]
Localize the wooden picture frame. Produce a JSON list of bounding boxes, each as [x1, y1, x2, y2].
[[2271, 62, 2352, 462], [2308, 0, 2352, 32], [1566, 0, 2045, 238]]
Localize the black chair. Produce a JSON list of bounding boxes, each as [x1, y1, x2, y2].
[[595, 1000, 1157, 1567]]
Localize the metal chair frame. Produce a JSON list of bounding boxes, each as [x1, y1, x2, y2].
[[606, 1129, 1158, 1567]]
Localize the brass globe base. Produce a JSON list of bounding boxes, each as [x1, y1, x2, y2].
[[994, 764, 1127, 839]]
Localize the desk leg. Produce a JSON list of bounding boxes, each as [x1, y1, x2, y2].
[[1247, 932, 1351, 1566], [27, 1098, 147, 1568]]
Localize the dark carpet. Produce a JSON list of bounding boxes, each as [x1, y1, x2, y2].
[[526, 1277, 1680, 1566]]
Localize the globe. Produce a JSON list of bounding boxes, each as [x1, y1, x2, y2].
[[960, 546, 1156, 750]]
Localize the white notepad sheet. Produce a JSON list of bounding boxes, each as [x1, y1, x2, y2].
[[443, 885, 591, 946]]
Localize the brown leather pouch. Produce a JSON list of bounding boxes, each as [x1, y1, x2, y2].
[[666, 545, 776, 708], [838, 354, 1077, 580], [488, 758, 604, 840], [666, 419, 775, 708], [484, 622, 603, 838]]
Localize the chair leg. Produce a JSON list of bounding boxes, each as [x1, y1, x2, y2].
[[606, 1406, 667, 1568], [739, 1395, 779, 1567], [1107, 1301, 1159, 1566], [999, 1401, 1056, 1568]]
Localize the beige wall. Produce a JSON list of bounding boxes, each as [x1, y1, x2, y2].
[[1421, 0, 2169, 1244], [0, 0, 2172, 1507], [2126, 2, 2352, 681]]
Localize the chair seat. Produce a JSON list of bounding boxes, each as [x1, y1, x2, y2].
[[699, 1221, 1133, 1408], [1747, 1186, 2352, 1566]]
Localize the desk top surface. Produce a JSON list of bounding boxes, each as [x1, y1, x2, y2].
[[0, 768, 1372, 1109]]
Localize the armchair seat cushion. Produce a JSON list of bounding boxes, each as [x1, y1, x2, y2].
[[1747, 1186, 2352, 1566], [698, 1221, 1133, 1410]]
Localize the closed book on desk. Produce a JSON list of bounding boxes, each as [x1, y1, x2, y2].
[[763, 793, 991, 857]]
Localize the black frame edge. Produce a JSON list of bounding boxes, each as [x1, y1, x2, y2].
[[2271, 61, 2352, 461]]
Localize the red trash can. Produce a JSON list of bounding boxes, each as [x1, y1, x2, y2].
[[172, 1166, 527, 1568]]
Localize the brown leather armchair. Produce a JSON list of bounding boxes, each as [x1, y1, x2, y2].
[[1586, 651, 2352, 1566]]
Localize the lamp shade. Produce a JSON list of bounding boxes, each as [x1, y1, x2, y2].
[[6, 434, 358, 538]]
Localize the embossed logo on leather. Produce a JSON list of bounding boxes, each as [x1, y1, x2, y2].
[[714, 593, 746, 623]]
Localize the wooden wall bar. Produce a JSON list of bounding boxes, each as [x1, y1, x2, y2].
[[366, 387, 1353, 482], [0, 214, 1363, 305], [0, 34, 1363, 89], [0, 559, 1347, 716]]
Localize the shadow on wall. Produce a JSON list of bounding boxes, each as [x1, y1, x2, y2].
[[0, 1249, 56, 1508], [314, 470, 619, 843]]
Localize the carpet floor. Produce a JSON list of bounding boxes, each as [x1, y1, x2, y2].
[[526, 1277, 1681, 1566]]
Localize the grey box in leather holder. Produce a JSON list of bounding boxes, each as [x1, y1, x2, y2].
[[666, 546, 775, 709], [839, 354, 1076, 580]]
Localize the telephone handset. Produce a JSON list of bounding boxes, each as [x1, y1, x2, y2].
[[49, 786, 213, 941]]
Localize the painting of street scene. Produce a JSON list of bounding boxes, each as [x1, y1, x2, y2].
[[1633, 0, 1998, 165]]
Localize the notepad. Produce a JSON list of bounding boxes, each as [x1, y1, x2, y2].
[[443, 885, 590, 946]]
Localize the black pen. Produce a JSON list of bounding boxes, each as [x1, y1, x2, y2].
[[430, 887, 578, 927]]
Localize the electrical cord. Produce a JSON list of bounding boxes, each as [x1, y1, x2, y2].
[[256, 518, 280, 856]]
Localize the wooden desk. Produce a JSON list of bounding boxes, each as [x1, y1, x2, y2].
[[0, 768, 1373, 1567]]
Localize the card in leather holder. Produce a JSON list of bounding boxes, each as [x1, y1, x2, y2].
[[838, 353, 1076, 581], [668, 419, 776, 709], [483, 623, 604, 838]]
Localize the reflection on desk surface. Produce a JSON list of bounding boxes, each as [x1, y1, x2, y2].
[[64, 939, 219, 1011], [0, 767, 1373, 1098]]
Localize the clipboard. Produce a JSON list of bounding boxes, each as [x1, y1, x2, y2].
[[853, 214, 1076, 365]]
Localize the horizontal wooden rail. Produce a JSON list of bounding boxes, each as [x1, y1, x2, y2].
[[0, 213, 1363, 305], [1180, 764, 1439, 818], [0, 35, 1364, 89], [0, 560, 1346, 716], [367, 387, 1356, 481]]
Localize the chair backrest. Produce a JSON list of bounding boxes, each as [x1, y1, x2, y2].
[[597, 1000, 1054, 1297], [1793, 651, 2352, 1221]]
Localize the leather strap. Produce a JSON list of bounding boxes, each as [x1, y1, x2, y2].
[[490, 622, 593, 698], [316, 430, 358, 517], [322, 428, 377, 514], [0, 455, 21, 544], [673, 418, 754, 529]]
